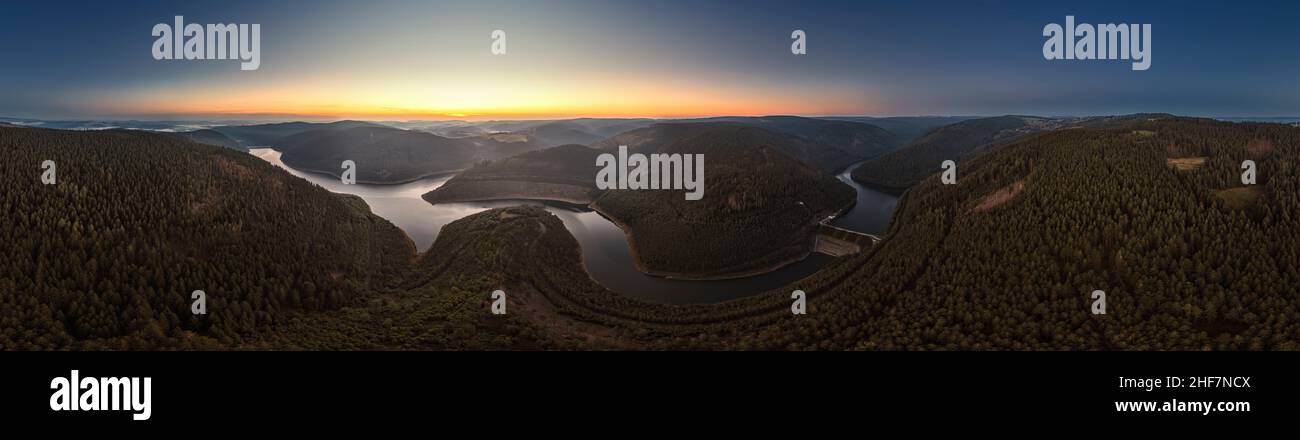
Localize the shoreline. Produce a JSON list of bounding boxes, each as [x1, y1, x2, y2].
[[256, 148, 465, 185], [422, 184, 596, 207], [422, 184, 836, 281], [284, 163, 466, 186], [428, 193, 594, 207]]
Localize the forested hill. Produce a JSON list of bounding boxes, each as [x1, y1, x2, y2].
[[594, 125, 855, 278], [0, 126, 414, 349], [278, 125, 481, 183], [850, 115, 1065, 191], [822, 116, 975, 145], [727, 116, 901, 161], [598, 122, 861, 172], [275, 124, 576, 184], [210, 120, 381, 147], [514, 121, 605, 146], [797, 117, 1300, 349], [449, 118, 1300, 350], [423, 144, 603, 204], [596, 117, 898, 172], [177, 129, 244, 151]]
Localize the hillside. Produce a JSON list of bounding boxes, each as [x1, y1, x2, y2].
[[593, 125, 855, 278], [441, 118, 1300, 350], [273, 123, 571, 184], [562, 118, 658, 138], [823, 116, 975, 145], [8, 117, 1297, 351], [177, 129, 244, 150], [804, 117, 1300, 350], [851, 115, 1066, 191], [736, 115, 901, 160], [423, 144, 602, 204], [250, 206, 576, 349], [0, 126, 414, 349], [211, 120, 382, 147], [278, 126, 480, 183], [605, 116, 900, 171], [597, 122, 863, 172], [515, 121, 605, 146]]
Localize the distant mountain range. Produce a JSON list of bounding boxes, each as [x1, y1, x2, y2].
[[209, 120, 382, 147], [278, 125, 472, 182], [851, 115, 1067, 191], [167, 115, 925, 184], [12, 113, 1295, 190], [820, 116, 976, 145], [175, 129, 243, 150], [849, 114, 1184, 191], [429, 116, 909, 206]]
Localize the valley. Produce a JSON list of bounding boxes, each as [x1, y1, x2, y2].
[[251, 143, 899, 303], [5, 115, 1299, 350]]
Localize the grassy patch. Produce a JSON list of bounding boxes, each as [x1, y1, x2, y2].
[[1166, 157, 1207, 171], [972, 180, 1026, 213]]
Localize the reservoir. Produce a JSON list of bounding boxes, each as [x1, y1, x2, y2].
[[251, 148, 897, 304]]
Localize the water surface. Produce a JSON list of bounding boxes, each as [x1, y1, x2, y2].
[[250, 148, 897, 304]]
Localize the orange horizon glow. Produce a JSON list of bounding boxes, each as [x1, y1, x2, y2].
[[90, 92, 876, 121], [83, 70, 877, 121]]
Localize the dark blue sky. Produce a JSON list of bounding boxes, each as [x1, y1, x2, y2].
[[1, 0, 1296, 119]]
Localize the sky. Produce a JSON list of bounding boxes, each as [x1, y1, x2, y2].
[[1, 0, 1297, 120]]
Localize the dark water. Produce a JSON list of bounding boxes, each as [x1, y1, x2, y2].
[[251, 148, 897, 304], [830, 162, 900, 235]]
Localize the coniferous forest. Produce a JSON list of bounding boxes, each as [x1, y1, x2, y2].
[[2, 116, 1299, 350]]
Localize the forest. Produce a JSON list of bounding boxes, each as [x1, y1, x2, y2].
[[422, 144, 603, 204], [850, 115, 1061, 191], [4, 116, 1299, 350], [0, 127, 414, 349], [592, 125, 855, 278], [427, 123, 862, 278], [482, 117, 1300, 350], [596, 120, 885, 173]]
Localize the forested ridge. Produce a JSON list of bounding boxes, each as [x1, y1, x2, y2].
[[5, 117, 1300, 350], [819, 117, 1300, 350], [851, 115, 1064, 191], [278, 126, 480, 183], [248, 206, 565, 349], [473, 117, 1300, 349], [275, 124, 570, 184], [0, 127, 413, 349], [593, 126, 855, 278], [595, 120, 883, 173], [175, 129, 244, 151], [422, 144, 603, 204]]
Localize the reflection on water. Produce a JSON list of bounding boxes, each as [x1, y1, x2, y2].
[[830, 162, 900, 235], [252, 148, 464, 251], [249, 148, 897, 304]]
